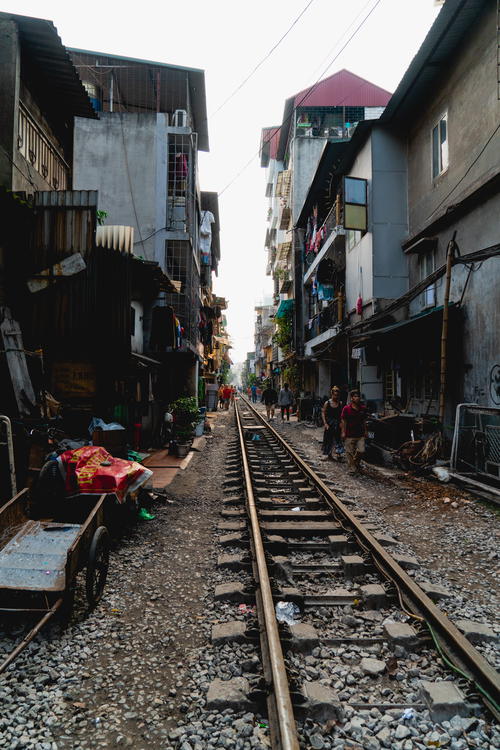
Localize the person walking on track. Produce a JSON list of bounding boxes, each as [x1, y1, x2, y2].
[[278, 383, 293, 422], [321, 386, 344, 460], [251, 384, 258, 403], [261, 383, 278, 420], [222, 384, 232, 410], [341, 390, 367, 474]]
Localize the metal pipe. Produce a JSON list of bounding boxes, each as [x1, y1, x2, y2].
[[0, 415, 17, 496], [0, 598, 62, 675], [235, 402, 300, 750], [439, 232, 456, 425]]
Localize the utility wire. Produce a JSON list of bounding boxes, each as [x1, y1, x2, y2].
[[426, 121, 500, 221], [210, 0, 317, 118], [218, 0, 383, 197]]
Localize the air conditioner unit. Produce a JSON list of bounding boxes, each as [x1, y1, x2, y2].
[[173, 109, 188, 128]]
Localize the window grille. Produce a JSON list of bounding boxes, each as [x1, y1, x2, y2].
[[165, 240, 200, 346]]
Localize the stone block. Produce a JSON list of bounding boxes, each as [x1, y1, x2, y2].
[[206, 677, 253, 711], [328, 534, 350, 556], [360, 584, 387, 609], [360, 657, 386, 676], [420, 681, 469, 722], [211, 621, 247, 645], [301, 681, 343, 723], [219, 532, 246, 547], [217, 554, 247, 570], [420, 581, 453, 601], [342, 554, 365, 577], [214, 582, 250, 602], [217, 520, 246, 532], [288, 623, 319, 653], [392, 553, 419, 570], [383, 621, 418, 646], [220, 508, 245, 518], [372, 532, 397, 546], [454, 619, 497, 644]]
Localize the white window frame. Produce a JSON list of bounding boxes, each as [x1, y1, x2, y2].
[[431, 111, 449, 180], [419, 250, 436, 308]]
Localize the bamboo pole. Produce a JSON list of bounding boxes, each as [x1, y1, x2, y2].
[[438, 232, 457, 426]]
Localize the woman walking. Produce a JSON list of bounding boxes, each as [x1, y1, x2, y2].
[[321, 386, 344, 460]]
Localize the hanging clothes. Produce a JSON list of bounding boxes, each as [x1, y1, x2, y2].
[[199, 210, 215, 265]]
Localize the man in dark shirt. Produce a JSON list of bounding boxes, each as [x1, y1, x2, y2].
[[340, 390, 367, 475], [261, 383, 278, 420]]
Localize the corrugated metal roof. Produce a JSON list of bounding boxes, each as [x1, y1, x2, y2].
[[380, 0, 488, 127], [69, 48, 209, 152], [293, 69, 392, 109], [277, 69, 391, 160], [0, 12, 97, 120]]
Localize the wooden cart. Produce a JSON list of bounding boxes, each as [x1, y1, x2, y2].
[[0, 488, 110, 674]]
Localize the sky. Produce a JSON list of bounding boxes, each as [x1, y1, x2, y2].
[[5, 0, 441, 363]]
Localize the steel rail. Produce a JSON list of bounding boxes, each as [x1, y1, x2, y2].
[[234, 400, 300, 750], [240, 397, 500, 720]]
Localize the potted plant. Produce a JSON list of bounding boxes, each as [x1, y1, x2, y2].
[[170, 396, 199, 457]]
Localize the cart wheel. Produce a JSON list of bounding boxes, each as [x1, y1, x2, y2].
[[86, 526, 110, 608]]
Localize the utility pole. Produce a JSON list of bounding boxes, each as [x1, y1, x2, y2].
[[438, 231, 457, 427]]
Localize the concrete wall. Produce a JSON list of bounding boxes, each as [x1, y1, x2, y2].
[[74, 112, 167, 268], [345, 137, 373, 312], [131, 300, 144, 354], [371, 127, 408, 300], [0, 20, 19, 190], [404, 1, 500, 409], [291, 137, 327, 221], [407, 0, 500, 238]]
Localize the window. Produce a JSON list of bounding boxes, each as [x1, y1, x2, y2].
[[432, 113, 448, 179], [346, 230, 362, 251], [419, 250, 436, 308], [343, 176, 368, 231]]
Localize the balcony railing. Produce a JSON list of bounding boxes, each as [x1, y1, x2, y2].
[[17, 102, 70, 189], [304, 198, 342, 268], [304, 296, 343, 343]]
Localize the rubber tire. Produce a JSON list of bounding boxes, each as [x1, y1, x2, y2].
[[85, 526, 110, 608]]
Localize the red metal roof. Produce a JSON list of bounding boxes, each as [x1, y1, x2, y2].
[[293, 69, 392, 108]]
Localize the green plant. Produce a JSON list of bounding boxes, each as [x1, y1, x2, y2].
[[273, 310, 293, 354], [170, 396, 199, 441], [282, 363, 300, 391], [96, 210, 108, 226]]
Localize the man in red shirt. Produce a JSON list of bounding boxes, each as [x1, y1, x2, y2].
[[340, 390, 367, 475], [222, 384, 232, 410]]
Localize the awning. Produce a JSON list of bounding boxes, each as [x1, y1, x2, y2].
[[131, 352, 162, 366], [275, 298, 294, 319], [352, 303, 456, 342]]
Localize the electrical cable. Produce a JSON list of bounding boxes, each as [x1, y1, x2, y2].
[[210, 0, 317, 118], [218, 0, 383, 197]]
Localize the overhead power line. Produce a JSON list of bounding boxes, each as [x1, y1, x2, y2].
[[218, 0, 383, 197], [210, 0, 317, 118]]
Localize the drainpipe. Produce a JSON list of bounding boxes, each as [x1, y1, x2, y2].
[[438, 232, 457, 427], [0, 415, 17, 496]]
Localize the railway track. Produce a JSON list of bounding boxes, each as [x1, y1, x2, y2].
[[212, 397, 499, 749]]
